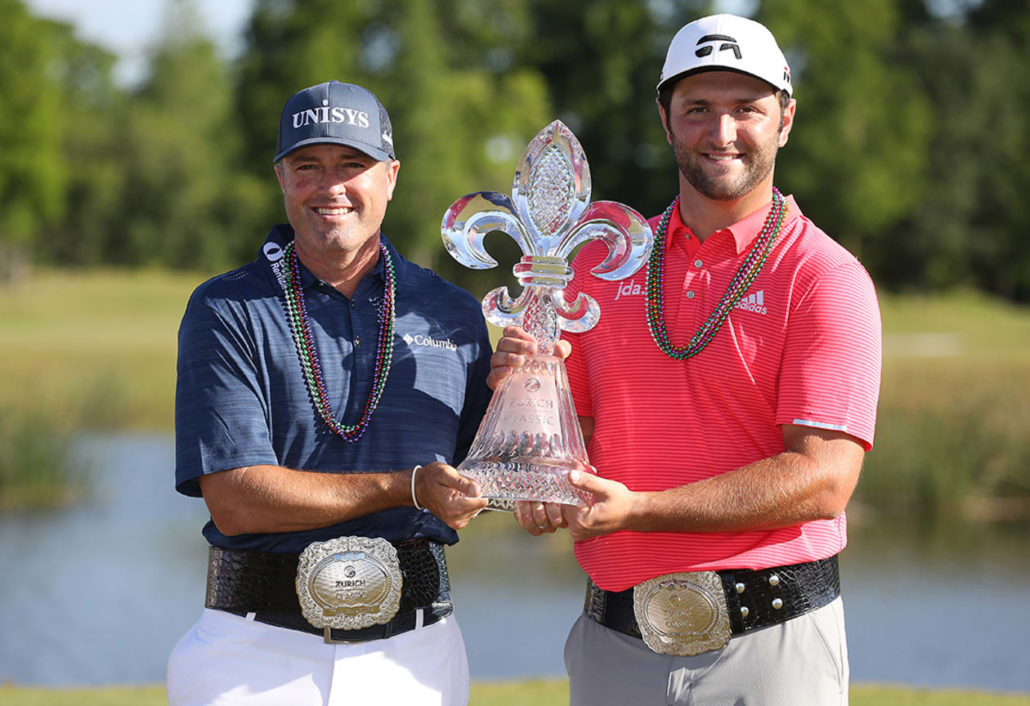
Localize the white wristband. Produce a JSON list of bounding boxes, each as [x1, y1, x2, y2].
[[411, 465, 424, 511]]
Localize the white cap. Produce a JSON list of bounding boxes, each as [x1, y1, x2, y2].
[[657, 14, 792, 96]]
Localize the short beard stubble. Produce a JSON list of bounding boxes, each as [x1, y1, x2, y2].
[[672, 127, 781, 202]]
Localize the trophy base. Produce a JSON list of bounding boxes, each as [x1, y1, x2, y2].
[[458, 458, 592, 512]]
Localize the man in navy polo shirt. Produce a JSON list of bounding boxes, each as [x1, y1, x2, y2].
[[167, 80, 492, 706]]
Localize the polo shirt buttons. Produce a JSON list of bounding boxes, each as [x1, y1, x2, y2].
[[694, 259, 703, 268], [685, 291, 695, 299]]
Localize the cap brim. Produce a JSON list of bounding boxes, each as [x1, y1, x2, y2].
[[274, 137, 393, 163], [657, 66, 789, 95]]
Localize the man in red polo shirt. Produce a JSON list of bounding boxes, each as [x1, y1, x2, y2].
[[490, 13, 880, 706]]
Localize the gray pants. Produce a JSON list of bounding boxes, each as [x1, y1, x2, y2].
[[565, 596, 848, 706]]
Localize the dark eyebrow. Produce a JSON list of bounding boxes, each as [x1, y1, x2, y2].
[[680, 94, 771, 107], [285, 154, 319, 166]]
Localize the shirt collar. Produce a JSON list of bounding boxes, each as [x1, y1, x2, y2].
[[260, 224, 398, 292], [664, 199, 691, 248], [668, 194, 799, 255]]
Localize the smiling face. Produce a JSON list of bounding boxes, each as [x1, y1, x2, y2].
[[274, 143, 399, 268], [660, 70, 794, 202]]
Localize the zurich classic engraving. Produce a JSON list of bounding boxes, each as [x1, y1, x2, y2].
[[643, 581, 718, 636], [633, 571, 731, 656]]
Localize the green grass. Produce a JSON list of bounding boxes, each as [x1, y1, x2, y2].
[[1, 273, 1029, 518], [0, 685, 167, 706], [862, 291, 1030, 520], [470, 679, 569, 705], [851, 686, 1030, 705], [0, 268, 210, 431], [880, 290, 1030, 360], [2, 273, 1026, 432], [1, 682, 1027, 705]]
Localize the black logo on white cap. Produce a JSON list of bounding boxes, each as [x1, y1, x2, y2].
[[695, 34, 741, 60]]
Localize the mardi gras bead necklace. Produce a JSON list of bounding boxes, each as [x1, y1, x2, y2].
[[273, 240, 396, 442], [645, 188, 787, 360]]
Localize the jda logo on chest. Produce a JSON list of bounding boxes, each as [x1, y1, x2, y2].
[[614, 278, 644, 301]]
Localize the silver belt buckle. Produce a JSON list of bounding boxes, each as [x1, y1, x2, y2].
[[633, 571, 731, 656], [295, 536, 402, 639]]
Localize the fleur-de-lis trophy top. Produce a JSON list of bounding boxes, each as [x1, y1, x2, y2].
[[441, 120, 653, 510], [443, 120, 652, 355]]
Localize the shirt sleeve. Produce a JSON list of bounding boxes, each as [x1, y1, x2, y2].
[[174, 293, 279, 497], [454, 318, 493, 465], [776, 261, 882, 450]]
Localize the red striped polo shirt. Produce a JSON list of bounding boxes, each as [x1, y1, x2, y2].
[[563, 194, 881, 591]]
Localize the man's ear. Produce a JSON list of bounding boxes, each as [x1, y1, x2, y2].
[[657, 99, 673, 145], [384, 160, 400, 201], [778, 98, 797, 148]]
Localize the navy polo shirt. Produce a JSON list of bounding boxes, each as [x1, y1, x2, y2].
[[175, 225, 492, 553]]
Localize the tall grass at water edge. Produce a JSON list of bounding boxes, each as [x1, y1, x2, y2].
[[0, 269, 192, 507], [1, 271, 1028, 520], [858, 294, 1030, 522], [0, 378, 127, 508], [0, 408, 80, 509]]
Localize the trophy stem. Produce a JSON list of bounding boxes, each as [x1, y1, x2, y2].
[[520, 287, 558, 357], [458, 353, 592, 511]]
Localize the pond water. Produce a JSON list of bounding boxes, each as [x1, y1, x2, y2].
[[0, 434, 1028, 692]]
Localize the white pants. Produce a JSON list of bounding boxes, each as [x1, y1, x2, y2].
[[167, 608, 470, 706]]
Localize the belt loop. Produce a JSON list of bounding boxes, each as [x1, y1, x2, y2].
[[415, 607, 425, 630]]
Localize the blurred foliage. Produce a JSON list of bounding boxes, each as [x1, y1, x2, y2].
[[1, 0, 1030, 301], [0, 0, 68, 256], [119, 3, 260, 269], [763, 0, 933, 266]]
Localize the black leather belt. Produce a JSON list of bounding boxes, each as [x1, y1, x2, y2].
[[585, 555, 840, 640], [204, 538, 452, 642]]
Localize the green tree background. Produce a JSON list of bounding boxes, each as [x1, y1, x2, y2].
[[2, 0, 1029, 301]]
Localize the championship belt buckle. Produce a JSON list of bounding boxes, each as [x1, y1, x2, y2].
[[296, 537, 402, 637], [633, 571, 731, 657]]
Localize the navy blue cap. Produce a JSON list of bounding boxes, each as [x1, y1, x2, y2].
[[274, 81, 396, 162]]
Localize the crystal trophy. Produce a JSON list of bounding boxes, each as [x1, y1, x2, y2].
[[441, 120, 653, 511]]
